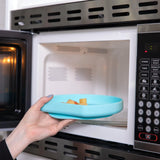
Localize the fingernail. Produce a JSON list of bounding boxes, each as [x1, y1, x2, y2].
[[46, 94, 53, 98]]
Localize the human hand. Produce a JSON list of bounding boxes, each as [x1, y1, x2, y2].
[[6, 95, 75, 159]]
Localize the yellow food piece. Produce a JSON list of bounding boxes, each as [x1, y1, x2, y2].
[[79, 98, 87, 105], [66, 99, 78, 104], [66, 98, 87, 105]]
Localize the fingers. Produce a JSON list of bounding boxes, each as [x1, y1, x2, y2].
[[56, 119, 75, 132], [33, 95, 54, 110]]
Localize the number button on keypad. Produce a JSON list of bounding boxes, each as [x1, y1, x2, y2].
[[146, 118, 151, 124], [146, 109, 151, 116]]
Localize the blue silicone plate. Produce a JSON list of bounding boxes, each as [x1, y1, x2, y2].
[[41, 94, 123, 120]]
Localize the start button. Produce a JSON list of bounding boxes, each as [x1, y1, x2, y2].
[[139, 132, 158, 142]]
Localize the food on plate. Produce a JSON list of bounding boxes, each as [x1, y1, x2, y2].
[[66, 98, 87, 105], [79, 98, 87, 105], [66, 99, 78, 104]]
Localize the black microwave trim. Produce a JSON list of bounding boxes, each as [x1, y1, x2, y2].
[[0, 30, 32, 129]]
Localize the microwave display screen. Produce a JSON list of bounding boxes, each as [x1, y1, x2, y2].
[[144, 43, 160, 54]]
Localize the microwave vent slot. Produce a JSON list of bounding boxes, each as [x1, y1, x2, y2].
[[48, 11, 61, 23], [64, 152, 78, 158], [138, 0, 158, 15], [56, 46, 80, 52], [112, 12, 130, 17], [112, 4, 130, 10], [139, 9, 158, 15], [30, 14, 42, 18], [48, 67, 67, 81], [48, 18, 60, 23], [112, 3, 130, 18], [30, 20, 42, 24], [88, 7, 104, 12], [85, 149, 101, 159], [48, 12, 61, 16], [67, 9, 82, 22], [139, 1, 158, 7], [67, 9, 81, 14], [45, 147, 57, 154], [87, 48, 107, 54], [88, 6, 104, 20], [108, 154, 125, 160], [64, 145, 78, 151], [29, 13, 43, 25], [45, 141, 58, 147]]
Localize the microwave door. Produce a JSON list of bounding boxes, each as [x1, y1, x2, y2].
[[0, 30, 32, 129]]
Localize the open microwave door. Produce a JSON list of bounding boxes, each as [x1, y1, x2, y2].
[[0, 30, 32, 129]]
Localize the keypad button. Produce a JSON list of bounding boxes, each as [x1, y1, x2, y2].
[[151, 86, 159, 93], [154, 127, 159, 134], [140, 78, 149, 84], [150, 94, 159, 100], [140, 93, 148, 99], [139, 86, 148, 92], [151, 79, 160, 85], [137, 125, 143, 131], [138, 109, 144, 115], [138, 117, 143, 123], [140, 72, 149, 78], [146, 101, 152, 108], [146, 118, 151, 124], [145, 126, 151, 133], [151, 72, 160, 78], [151, 59, 160, 65], [139, 132, 158, 142], [151, 68, 160, 72], [154, 119, 160, 125], [140, 59, 150, 65], [140, 66, 149, 71], [138, 101, 144, 107], [154, 110, 160, 117], [154, 102, 160, 109], [146, 109, 151, 116]]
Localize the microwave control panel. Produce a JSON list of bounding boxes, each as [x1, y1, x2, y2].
[[135, 32, 160, 152]]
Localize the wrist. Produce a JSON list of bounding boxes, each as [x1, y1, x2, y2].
[[6, 126, 30, 159]]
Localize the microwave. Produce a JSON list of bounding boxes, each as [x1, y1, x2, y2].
[[2, 0, 160, 158]]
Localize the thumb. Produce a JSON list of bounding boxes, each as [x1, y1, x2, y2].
[[33, 95, 54, 110]]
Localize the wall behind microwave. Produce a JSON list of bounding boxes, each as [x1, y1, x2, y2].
[[0, 0, 6, 29]]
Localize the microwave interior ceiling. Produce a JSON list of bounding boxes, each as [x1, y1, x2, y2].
[[11, 0, 160, 32]]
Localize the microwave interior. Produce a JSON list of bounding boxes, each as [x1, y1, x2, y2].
[[42, 40, 129, 127], [0, 45, 23, 121]]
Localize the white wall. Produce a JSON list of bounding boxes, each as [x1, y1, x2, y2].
[[0, 0, 6, 29], [16, 0, 86, 9]]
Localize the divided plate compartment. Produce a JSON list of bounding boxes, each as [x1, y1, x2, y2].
[[11, 0, 160, 31]]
